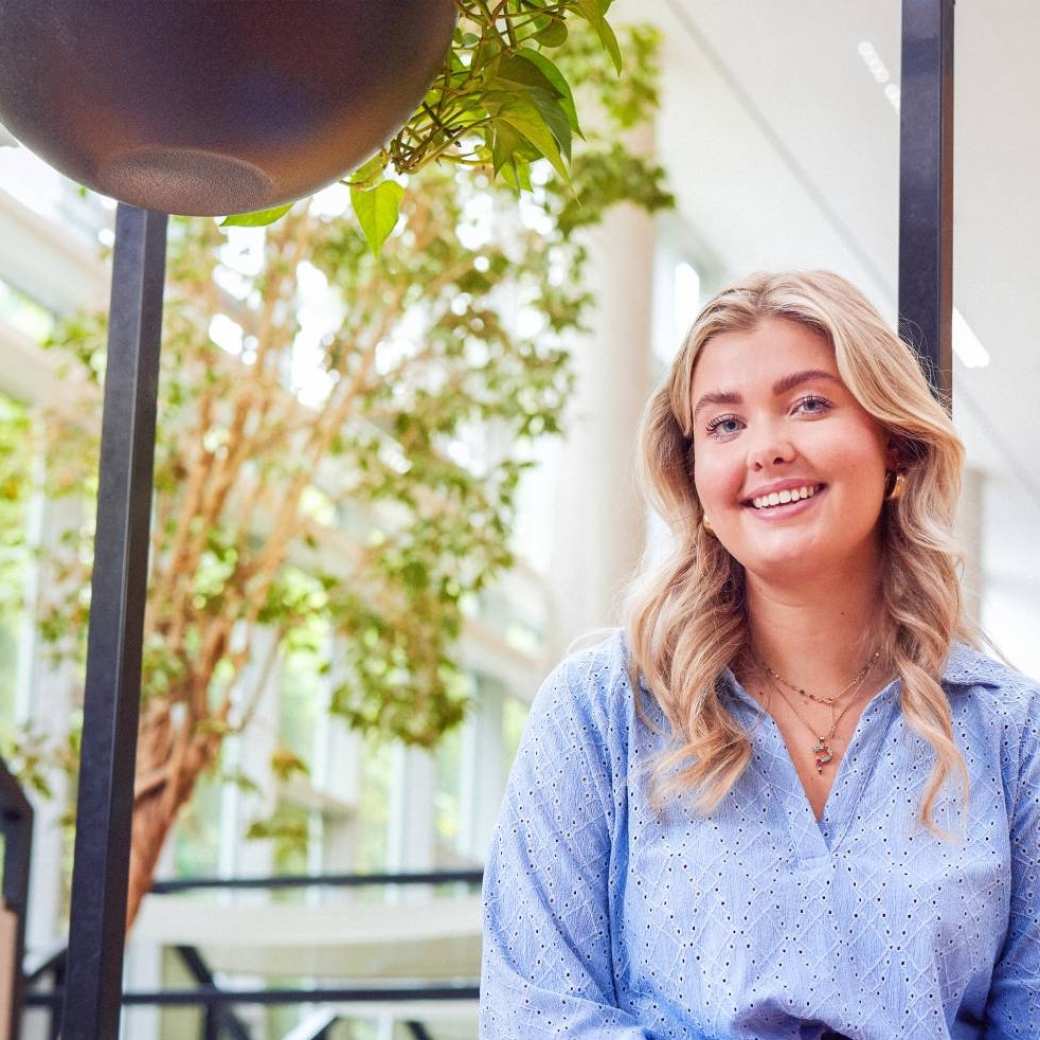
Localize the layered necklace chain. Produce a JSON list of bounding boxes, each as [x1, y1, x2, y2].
[[758, 649, 879, 706], [748, 648, 881, 775]]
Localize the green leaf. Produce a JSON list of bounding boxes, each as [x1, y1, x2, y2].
[[270, 745, 310, 782], [576, 0, 623, 74], [486, 96, 570, 183], [494, 53, 561, 97], [491, 122, 538, 192], [499, 158, 533, 195], [524, 90, 573, 162], [350, 180, 405, 255], [220, 203, 294, 228], [499, 107, 568, 181], [471, 33, 503, 76], [534, 18, 568, 48], [517, 49, 581, 136], [221, 768, 261, 795]]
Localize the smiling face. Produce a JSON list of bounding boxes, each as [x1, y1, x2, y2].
[[690, 316, 895, 581]]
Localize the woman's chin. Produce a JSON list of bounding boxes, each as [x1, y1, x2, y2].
[[732, 532, 829, 577]]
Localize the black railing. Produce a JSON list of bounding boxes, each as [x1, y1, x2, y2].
[[0, 754, 33, 1040], [174, 944, 252, 1040], [149, 868, 483, 895], [24, 868, 483, 1039]]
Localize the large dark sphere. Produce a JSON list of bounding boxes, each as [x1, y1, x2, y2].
[[0, 1, 457, 215]]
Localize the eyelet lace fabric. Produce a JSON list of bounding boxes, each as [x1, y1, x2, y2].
[[479, 629, 1040, 1039]]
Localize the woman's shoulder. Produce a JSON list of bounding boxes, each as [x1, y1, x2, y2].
[[944, 641, 1040, 776], [528, 627, 638, 734], [944, 639, 1040, 713]]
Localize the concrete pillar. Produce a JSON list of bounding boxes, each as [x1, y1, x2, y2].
[[548, 121, 658, 649]]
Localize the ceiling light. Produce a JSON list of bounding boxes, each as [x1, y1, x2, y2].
[[953, 308, 990, 368], [857, 41, 901, 112]]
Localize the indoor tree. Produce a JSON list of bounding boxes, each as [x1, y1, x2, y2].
[[0, 10, 673, 928]]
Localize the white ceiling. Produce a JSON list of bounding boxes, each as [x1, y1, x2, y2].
[[626, 0, 1039, 502]]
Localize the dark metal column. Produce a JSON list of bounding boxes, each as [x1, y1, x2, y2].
[[899, 0, 955, 412], [61, 204, 168, 1039], [0, 756, 33, 1039]]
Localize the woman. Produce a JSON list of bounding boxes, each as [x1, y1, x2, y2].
[[479, 271, 1039, 1039]]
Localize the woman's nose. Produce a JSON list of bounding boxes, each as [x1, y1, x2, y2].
[[746, 427, 796, 470]]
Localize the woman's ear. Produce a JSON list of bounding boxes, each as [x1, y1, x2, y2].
[[884, 437, 905, 471]]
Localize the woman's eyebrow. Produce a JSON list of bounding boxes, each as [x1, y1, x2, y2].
[[692, 369, 841, 425], [772, 368, 842, 396]]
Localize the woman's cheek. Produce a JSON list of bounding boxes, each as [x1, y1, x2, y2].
[[693, 453, 731, 510]]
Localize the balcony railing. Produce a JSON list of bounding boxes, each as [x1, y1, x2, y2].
[[24, 868, 483, 1039]]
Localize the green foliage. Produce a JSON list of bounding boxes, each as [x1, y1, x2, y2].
[[245, 806, 309, 856], [349, 181, 406, 256], [219, 204, 294, 229]]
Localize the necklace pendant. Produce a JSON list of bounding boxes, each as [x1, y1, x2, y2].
[[812, 737, 833, 774]]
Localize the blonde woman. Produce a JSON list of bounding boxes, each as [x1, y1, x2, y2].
[[479, 271, 1039, 1039]]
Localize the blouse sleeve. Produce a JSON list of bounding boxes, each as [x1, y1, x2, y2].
[[479, 649, 653, 1039], [984, 686, 1040, 1037]]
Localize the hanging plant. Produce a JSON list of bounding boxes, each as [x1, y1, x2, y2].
[[225, 0, 630, 251]]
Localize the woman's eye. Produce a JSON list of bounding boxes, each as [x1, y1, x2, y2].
[[705, 415, 742, 437], [795, 394, 832, 414]]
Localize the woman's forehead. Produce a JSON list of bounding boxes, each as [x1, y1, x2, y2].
[[691, 317, 837, 391]]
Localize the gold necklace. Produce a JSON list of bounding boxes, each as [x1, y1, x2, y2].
[[753, 648, 880, 707], [759, 666, 869, 775]]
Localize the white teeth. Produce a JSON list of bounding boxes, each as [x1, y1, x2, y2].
[[750, 484, 819, 510]]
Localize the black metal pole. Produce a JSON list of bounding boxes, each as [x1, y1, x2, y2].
[[0, 757, 33, 1040], [61, 204, 168, 1039], [899, 0, 955, 412]]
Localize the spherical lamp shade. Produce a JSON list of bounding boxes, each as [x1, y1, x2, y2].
[[0, 1, 457, 215]]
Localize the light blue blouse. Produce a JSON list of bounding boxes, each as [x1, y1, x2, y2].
[[479, 629, 1040, 1039]]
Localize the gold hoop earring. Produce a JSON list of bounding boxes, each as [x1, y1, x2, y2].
[[702, 515, 714, 534], [885, 470, 907, 502]]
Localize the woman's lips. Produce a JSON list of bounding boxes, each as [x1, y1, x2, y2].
[[743, 484, 827, 521]]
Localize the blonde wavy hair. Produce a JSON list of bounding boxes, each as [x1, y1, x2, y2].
[[623, 269, 997, 840]]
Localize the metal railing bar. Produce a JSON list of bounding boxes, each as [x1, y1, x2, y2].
[[150, 868, 483, 894], [174, 945, 253, 1040], [24, 943, 68, 984], [25, 982, 480, 1007], [281, 1009, 339, 1040]]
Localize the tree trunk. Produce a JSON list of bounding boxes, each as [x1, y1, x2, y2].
[[125, 780, 179, 931], [124, 714, 221, 932]]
